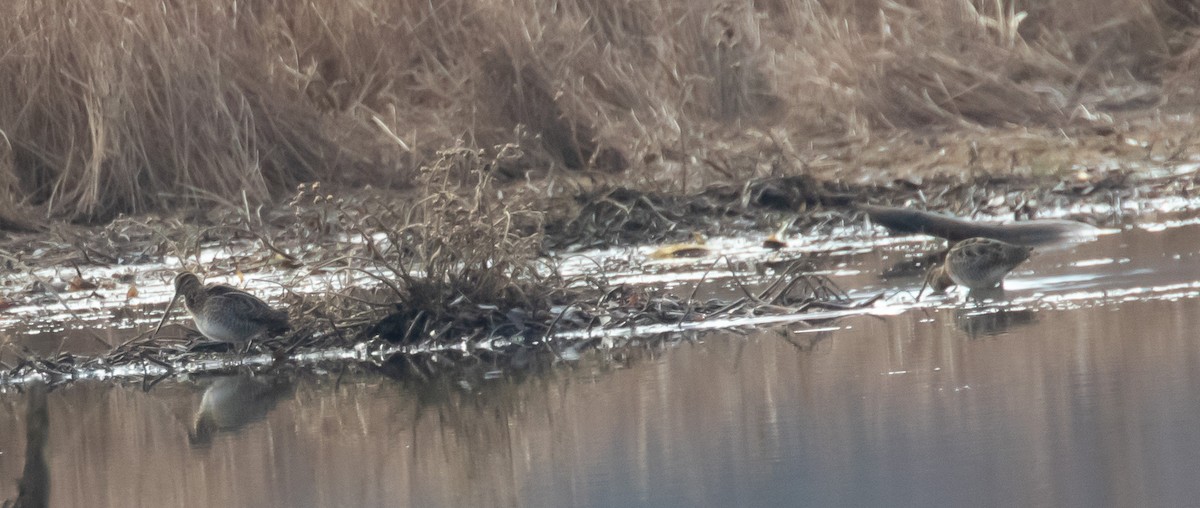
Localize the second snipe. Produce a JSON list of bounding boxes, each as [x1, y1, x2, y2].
[[168, 272, 290, 344]]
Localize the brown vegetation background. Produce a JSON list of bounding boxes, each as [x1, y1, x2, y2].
[[0, 0, 1197, 224]]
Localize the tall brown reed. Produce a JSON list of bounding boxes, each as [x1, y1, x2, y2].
[[0, 0, 1194, 224]]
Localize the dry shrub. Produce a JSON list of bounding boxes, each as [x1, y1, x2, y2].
[[1170, 38, 1200, 93], [399, 146, 545, 294], [865, 52, 1056, 128], [0, 1, 381, 222], [0, 133, 40, 231], [0, 0, 1197, 224], [768, 0, 1162, 130], [364, 146, 562, 344], [455, 0, 796, 188], [1161, 1, 1200, 95]]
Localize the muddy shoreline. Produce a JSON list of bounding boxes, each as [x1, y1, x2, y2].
[[1, 124, 1199, 387], [1, 164, 1197, 386]]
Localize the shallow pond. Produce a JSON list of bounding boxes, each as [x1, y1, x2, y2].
[[3, 217, 1200, 507]]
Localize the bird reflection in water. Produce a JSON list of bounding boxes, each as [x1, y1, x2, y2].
[[954, 305, 1037, 338], [189, 374, 292, 446]]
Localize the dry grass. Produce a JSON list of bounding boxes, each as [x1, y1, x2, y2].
[[352, 146, 566, 344], [0, 0, 1196, 224]]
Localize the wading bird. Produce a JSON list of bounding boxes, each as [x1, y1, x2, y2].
[[165, 272, 290, 345], [921, 238, 1033, 296]]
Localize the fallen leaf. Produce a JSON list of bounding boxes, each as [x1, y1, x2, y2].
[[269, 252, 302, 269], [763, 233, 787, 250], [68, 275, 98, 292], [649, 233, 709, 259], [763, 220, 793, 251]]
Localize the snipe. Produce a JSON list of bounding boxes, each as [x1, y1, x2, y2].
[[167, 272, 289, 344], [921, 238, 1033, 296]]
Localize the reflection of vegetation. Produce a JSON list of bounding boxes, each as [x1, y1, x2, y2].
[[5, 383, 49, 508], [272, 344, 683, 506]]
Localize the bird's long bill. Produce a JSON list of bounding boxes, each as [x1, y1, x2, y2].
[[154, 294, 181, 337], [917, 272, 931, 301]]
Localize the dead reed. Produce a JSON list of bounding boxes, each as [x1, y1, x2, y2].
[[352, 146, 568, 345], [0, 0, 1195, 225]]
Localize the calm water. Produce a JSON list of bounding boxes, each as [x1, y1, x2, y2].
[[3, 222, 1200, 507]]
